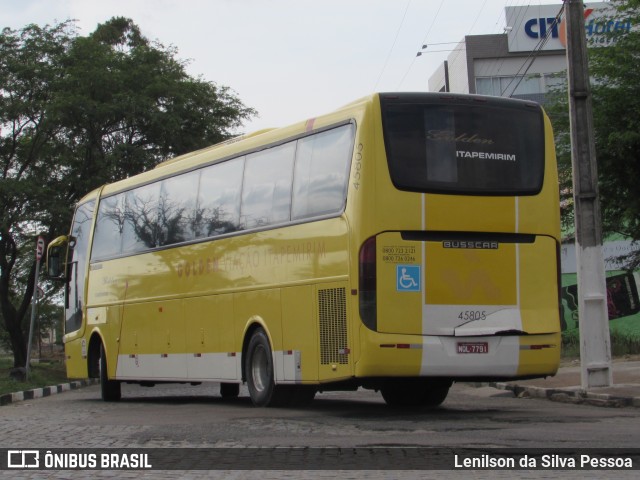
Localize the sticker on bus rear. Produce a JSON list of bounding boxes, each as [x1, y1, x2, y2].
[[396, 265, 421, 292]]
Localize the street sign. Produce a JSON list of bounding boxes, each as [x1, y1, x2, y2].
[[36, 236, 45, 261], [27, 235, 46, 379]]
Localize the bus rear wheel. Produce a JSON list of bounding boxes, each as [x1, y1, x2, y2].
[[99, 344, 121, 402], [380, 379, 451, 408], [245, 328, 289, 407]]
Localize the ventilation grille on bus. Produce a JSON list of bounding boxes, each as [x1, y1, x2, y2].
[[318, 287, 348, 365]]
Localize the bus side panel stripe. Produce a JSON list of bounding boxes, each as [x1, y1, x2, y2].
[[115, 353, 240, 382], [115, 350, 301, 383]]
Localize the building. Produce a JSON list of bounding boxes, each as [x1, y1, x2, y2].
[[428, 2, 630, 103]]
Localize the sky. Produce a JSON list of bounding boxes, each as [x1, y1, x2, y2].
[[2, 0, 565, 133]]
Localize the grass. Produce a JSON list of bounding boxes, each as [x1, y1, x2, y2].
[[561, 329, 581, 358], [561, 329, 640, 358], [0, 356, 68, 397]]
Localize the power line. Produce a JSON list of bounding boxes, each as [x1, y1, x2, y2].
[[419, 0, 446, 46], [373, 0, 412, 91], [402, 0, 511, 90], [396, 0, 445, 89], [438, 0, 494, 88], [418, 47, 465, 54], [500, 4, 565, 96], [468, 0, 490, 35], [480, 1, 545, 88]]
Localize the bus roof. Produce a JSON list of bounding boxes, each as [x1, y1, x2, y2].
[[92, 93, 378, 199], [75, 91, 542, 204], [153, 128, 277, 169]]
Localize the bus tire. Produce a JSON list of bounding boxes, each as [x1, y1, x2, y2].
[[245, 328, 289, 407], [420, 380, 451, 407], [100, 344, 121, 402], [381, 379, 450, 408], [220, 382, 240, 399]]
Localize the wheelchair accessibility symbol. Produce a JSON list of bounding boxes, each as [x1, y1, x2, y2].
[[396, 265, 421, 292]]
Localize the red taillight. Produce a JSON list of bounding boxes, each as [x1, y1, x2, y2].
[[359, 236, 377, 330]]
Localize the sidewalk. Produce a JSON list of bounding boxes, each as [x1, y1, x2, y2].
[[486, 358, 640, 408]]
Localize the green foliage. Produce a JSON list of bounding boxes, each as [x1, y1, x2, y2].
[[0, 357, 67, 396], [0, 18, 256, 367], [561, 327, 640, 358], [547, 0, 640, 268], [544, 76, 573, 233], [561, 328, 581, 358], [587, 1, 640, 269], [610, 330, 640, 356]]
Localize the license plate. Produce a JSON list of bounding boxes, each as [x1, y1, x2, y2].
[[457, 342, 489, 354]]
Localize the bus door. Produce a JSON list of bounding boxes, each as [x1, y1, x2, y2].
[[63, 200, 95, 336]]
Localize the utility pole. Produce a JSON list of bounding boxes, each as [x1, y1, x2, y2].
[[25, 235, 45, 380], [443, 60, 450, 92], [564, 0, 612, 388]]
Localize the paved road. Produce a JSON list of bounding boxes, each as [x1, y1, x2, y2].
[[1, 382, 638, 479]]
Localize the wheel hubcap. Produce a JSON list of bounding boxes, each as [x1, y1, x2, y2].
[[251, 345, 269, 393]]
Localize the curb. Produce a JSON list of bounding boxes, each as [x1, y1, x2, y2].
[[0, 379, 98, 407], [487, 381, 640, 408]]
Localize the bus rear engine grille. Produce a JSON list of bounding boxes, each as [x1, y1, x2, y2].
[[318, 287, 349, 365]]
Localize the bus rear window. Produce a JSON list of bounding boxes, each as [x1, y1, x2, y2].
[[381, 95, 545, 195]]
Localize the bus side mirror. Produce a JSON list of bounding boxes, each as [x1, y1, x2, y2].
[[46, 236, 69, 281]]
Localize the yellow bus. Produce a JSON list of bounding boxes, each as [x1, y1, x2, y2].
[[47, 92, 561, 407]]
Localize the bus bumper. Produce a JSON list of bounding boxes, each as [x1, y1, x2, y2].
[[356, 327, 560, 380]]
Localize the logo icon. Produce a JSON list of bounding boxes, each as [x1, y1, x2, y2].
[[7, 450, 40, 469], [396, 265, 421, 292]]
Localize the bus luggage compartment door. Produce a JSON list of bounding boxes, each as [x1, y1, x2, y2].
[[375, 232, 559, 336]]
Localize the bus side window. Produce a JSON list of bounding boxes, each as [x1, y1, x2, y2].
[[197, 157, 244, 238], [123, 183, 161, 253], [241, 143, 296, 229], [92, 195, 124, 261], [159, 170, 200, 245], [292, 124, 354, 220]]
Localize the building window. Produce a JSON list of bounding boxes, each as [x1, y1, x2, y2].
[[476, 74, 544, 97]]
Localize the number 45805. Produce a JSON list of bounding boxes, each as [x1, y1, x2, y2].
[[458, 310, 487, 321]]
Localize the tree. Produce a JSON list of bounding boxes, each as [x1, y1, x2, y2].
[[0, 22, 72, 368], [0, 18, 255, 367], [547, 0, 640, 268], [587, 0, 640, 269]]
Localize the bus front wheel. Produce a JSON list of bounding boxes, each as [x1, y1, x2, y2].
[[99, 344, 121, 402], [245, 328, 288, 407]]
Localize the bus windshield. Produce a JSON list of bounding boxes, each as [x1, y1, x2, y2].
[[381, 94, 545, 196]]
